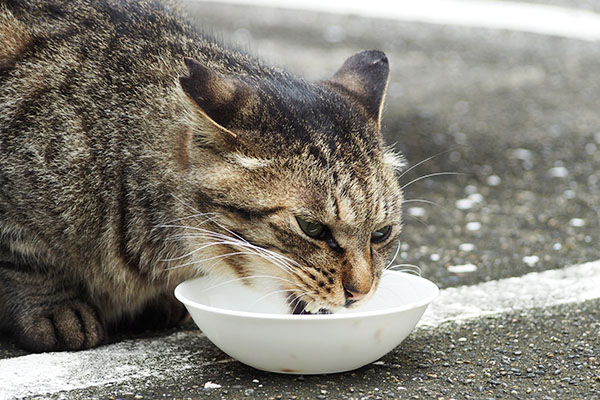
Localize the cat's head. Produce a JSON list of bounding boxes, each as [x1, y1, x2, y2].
[[176, 50, 404, 313]]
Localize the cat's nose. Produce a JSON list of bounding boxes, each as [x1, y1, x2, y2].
[[343, 282, 367, 307], [341, 255, 373, 306]]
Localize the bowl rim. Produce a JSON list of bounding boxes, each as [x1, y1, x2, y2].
[[174, 271, 439, 321]]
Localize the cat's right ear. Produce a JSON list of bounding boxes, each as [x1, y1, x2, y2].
[[179, 57, 257, 143], [325, 50, 390, 128]]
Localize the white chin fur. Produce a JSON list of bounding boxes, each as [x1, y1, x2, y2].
[[303, 301, 322, 314]]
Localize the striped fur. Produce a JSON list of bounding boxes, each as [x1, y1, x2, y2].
[[0, 0, 403, 351]]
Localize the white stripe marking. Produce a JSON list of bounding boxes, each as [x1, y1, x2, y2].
[[201, 0, 600, 42], [1, 260, 599, 398], [0, 331, 209, 399], [419, 259, 600, 327]]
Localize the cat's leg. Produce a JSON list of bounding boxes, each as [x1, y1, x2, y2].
[[113, 292, 188, 334], [0, 263, 106, 352], [134, 292, 188, 331]]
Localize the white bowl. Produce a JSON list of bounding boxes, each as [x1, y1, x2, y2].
[[174, 271, 438, 374]]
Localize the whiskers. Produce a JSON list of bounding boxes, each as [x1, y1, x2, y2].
[[187, 274, 300, 292], [398, 148, 464, 227], [380, 150, 461, 281], [252, 288, 317, 310], [153, 195, 312, 311], [155, 195, 298, 273], [400, 171, 465, 192], [383, 240, 422, 277], [397, 147, 458, 181], [384, 238, 402, 271], [398, 147, 464, 194], [157, 221, 300, 278], [385, 264, 422, 276]]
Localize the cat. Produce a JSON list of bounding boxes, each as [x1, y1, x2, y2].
[[0, 0, 405, 352]]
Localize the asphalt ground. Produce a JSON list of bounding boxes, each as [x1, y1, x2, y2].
[[24, 299, 600, 400], [1, 1, 600, 399]]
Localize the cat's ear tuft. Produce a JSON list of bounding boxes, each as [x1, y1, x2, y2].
[[327, 50, 390, 125], [179, 57, 257, 133]]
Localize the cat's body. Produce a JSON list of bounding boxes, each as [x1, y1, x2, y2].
[[0, 0, 404, 352]]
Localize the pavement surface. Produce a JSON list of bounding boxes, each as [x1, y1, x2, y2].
[[1, 0, 600, 399]]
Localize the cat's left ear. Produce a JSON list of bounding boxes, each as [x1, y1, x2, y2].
[[179, 57, 257, 135], [326, 50, 390, 127]]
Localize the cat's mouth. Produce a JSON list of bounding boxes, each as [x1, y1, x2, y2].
[[288, 298, 332, 315]]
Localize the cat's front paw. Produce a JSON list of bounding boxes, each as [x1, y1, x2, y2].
[[15, 300, 106, 352]]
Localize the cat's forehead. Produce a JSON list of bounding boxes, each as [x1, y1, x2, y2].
[[236, 76, 402, 228], [287, 154, 402, 234], [250, 79, 381, 150], [329, 165, 401, 226]]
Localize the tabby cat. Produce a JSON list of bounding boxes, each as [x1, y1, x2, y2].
[[0, 0, 405, 352]]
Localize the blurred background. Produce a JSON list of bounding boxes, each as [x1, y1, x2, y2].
[[182, 0, 600, 289]]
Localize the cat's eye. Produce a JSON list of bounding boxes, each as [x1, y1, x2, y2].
[[371, 225, 392, 243], [296, 216, 325, 239]]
